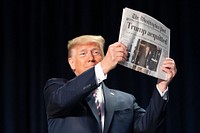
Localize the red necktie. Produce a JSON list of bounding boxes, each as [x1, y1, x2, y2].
[[93, 91, 101, 119]]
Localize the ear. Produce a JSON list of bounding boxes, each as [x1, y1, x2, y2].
[[68, 57, 75, 71]]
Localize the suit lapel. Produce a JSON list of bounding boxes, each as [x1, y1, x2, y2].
[[102, 83, 116, 133]]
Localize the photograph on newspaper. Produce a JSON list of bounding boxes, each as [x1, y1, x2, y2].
[[118, 7, 170, 80]]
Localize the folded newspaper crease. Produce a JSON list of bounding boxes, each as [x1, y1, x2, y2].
[[118, 7, 170, 80]]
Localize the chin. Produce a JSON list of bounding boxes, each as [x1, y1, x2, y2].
[[84, 66, 94, 71]]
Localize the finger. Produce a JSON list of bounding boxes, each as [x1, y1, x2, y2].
[[161, 64, 176, 78], [114, 42, 127, 50], [163, 58, 175, 65], [114, 51, 128, 61], [113, 46, 128, 58]]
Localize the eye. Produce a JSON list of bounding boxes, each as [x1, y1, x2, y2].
[[80, 52, 86, 56], [92, 50, 101, 56]]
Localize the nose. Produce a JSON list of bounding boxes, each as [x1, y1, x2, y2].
[[87, 51, 95, 62]]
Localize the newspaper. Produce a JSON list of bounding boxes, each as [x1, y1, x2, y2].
[[118, 7, 170, 80]]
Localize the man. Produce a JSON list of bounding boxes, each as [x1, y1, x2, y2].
[[44, 35, 177, 133]]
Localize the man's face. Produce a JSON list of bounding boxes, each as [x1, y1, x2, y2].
[[68, 42, 103, 76]]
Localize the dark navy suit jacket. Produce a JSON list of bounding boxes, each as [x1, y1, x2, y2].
[[44, 67, 167, 133]]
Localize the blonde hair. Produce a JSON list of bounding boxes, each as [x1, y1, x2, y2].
[[67, 35, 105, 58]]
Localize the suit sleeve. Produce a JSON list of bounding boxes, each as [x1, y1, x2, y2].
[[44, 67, 99, 118], [134, 88, 168, 133]]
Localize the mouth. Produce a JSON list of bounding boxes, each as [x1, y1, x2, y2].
[[86, 63, 96, 69], [86, 65, 95, 69]]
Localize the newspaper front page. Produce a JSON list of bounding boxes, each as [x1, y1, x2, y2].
[[118, 7, 170, 80]]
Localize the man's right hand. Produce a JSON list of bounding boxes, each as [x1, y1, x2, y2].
[[100, 42, 128, 74]]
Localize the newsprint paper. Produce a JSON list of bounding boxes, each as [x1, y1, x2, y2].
[[118, 7, 170, 80]]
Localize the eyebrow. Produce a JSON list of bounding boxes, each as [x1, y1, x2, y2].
[[79, 47, 100, 52]]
